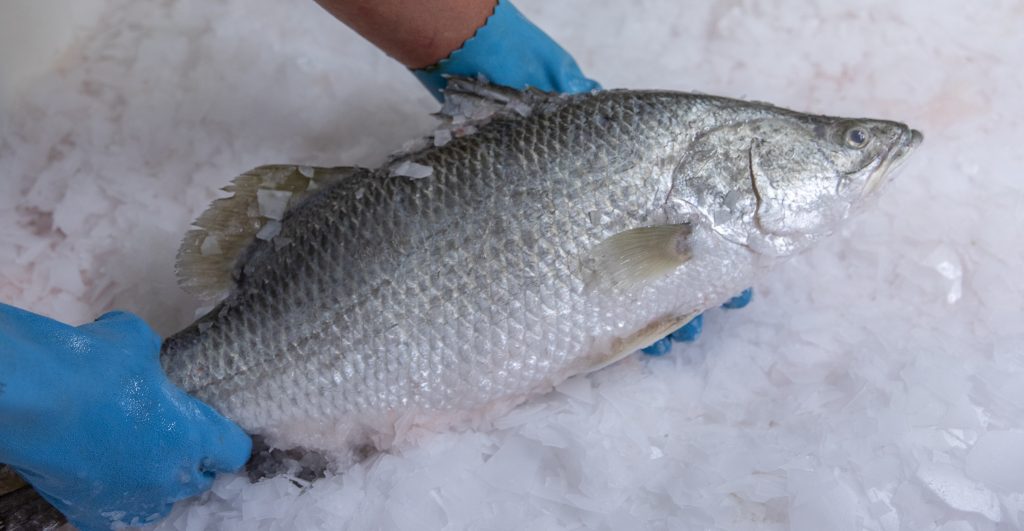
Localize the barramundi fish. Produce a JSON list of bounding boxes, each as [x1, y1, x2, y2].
[[160, 78, 921, 455]]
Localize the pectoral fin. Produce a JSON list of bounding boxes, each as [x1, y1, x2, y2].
[[587, 223, 694, 290]]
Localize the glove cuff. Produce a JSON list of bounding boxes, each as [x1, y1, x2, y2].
[[412, 0, 600, 101]]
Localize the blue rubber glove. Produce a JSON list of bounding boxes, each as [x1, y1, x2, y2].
[[0, 304, 251, 531], [642, 290, 754, 355], [413, 0, 600, 100]]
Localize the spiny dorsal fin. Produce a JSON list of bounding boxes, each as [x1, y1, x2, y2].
[[176, 165, 359, 300], [586, 223, 694, 291], [384, 76, 563, 170], [438, 75, 555, 125]]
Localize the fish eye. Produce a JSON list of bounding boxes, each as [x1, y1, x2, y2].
[[844, 127, 870, 149]]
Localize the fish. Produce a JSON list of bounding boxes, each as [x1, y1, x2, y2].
[[163, 78, 922, 455], [1, 78, 922, 526]]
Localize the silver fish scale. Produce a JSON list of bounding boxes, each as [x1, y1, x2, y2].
[[160, 91, 763, 447]]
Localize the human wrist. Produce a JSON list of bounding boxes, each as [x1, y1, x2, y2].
[[413, 0, 600, 100], [316, 0, 497, 68]]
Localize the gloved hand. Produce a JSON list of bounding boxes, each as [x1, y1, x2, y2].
[[0, 304, 251, 531], [413, 0, 601, 100]]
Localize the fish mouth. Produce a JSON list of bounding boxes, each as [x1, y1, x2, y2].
[[864, 128, 923, 195], [891, 128, 924, 167]]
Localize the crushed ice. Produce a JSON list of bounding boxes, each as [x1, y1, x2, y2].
[[389, 161, 433, 180], [255, 220, 281, 241], [256, 189, 292, 220], [924, 245, 964, 304], [199, 235, 222, 256], [433, 128, 452, 147]]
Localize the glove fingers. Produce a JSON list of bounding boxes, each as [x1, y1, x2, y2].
[[177, 467, 215, 502], [191, 399, 253, 474], [669, 314, 704, 343], [77, 310, 162, 356], [721, 288, 754, 310]]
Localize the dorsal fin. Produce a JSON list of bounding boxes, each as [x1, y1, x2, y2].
[[175, 165, 359, 300], [438, 75, 554, 124], [384, 76, 562, 170]]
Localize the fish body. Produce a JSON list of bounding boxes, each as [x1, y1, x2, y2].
[[161, 79, 921, 453]]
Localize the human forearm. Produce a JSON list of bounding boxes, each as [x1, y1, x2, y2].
[[315, 0, 599, 99], [313, 0, 496, 68]]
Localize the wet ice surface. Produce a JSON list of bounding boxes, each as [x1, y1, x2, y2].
[[2, 0, 1022, 529]]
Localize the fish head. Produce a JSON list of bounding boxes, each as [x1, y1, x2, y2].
[[670, 106, 922, 257], [747, 116, 922, 255]]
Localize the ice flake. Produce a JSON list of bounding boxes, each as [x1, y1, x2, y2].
[[916, 463, 1001, 522], [199, 234, 222, 256], [256, 188, 292, 220], [433, 128, 452, 147], [966, 430, 1024, 492], [923, 245, 964, 304], [256, 220, 282, 241], [390, 161, 434, 180], [555, 375, 594, 403], [274, 236, 292, 250]]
